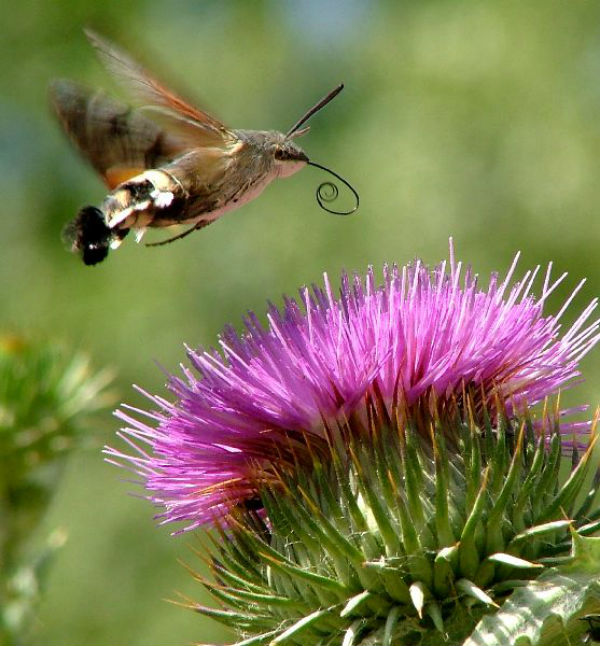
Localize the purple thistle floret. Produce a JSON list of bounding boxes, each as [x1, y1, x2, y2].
[[107, 249, 600, 530]]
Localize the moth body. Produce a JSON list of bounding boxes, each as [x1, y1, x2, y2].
[[50, 30, 344, 265]]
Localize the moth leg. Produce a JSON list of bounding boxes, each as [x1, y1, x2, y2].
[[145, 219, 211, 247]]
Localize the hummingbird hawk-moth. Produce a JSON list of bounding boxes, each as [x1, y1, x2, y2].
[[50, 30, 358, 265]]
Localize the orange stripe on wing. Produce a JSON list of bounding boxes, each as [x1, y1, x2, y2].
[[105, 166, 145, 189]]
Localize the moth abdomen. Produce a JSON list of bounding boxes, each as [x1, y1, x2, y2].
[[103, 169, 189, 230], [63, 205, 115, 266]]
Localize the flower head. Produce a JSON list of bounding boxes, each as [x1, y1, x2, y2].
[[108, 249, 599, 530]]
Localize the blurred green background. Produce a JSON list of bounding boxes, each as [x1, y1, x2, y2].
[[3, 0, 600, 643]]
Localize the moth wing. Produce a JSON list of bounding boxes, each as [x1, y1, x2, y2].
[[50, 78, 194, 189], [84, 29, 236, 147]]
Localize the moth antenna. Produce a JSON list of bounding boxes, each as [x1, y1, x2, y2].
[[306, 161, 359, 216], [286, 83, 344, 138], [288, 125, 310, 140]]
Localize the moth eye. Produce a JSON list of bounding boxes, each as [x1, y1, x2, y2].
[[274, 148, 289, 161]]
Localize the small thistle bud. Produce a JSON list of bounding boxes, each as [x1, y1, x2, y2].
[[0, 337, 113, 644], [109, 248, 600, 645]]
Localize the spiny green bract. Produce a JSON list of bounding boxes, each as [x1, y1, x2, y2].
[[191, 400, 600, 646]]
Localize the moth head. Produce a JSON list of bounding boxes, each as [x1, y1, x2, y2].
[[272, 137, 309, 178], [269, 83, 346, 178]]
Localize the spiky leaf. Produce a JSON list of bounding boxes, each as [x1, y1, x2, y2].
[[464, 533, 600, 646]]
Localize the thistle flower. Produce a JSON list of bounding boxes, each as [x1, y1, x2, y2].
[[109, 248, 600, 645], [110, 250, 598, 529]]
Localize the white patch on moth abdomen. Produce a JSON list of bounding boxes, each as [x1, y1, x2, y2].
[[151, 190, 174, 208]]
